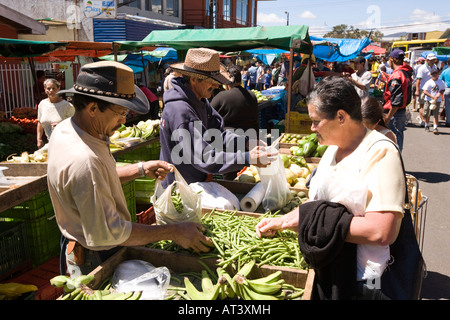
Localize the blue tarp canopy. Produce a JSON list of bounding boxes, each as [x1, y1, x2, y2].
[[246, 48, 287, 65], [310, 36, 371, 62], [245, 37, 371, 64], [421, 50, 450, 63]]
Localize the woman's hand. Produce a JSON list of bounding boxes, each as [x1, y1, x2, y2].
[[255, 207, 300, 238]]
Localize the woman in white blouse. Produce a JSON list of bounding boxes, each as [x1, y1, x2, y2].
[[37, 78, 74, 148]]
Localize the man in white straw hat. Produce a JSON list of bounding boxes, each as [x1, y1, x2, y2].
[[160, 47, 274, 188], [47, 61, 213, 277]]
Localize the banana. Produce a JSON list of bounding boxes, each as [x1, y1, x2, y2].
[[126, 290, 142, 300], [246, 278, 284, 295], [235, 260, 256, 278], [184, 277, 220, 300], [93, 290, 103, 300], [141, 126, 155, 139], [237, 283, 284, 301], [50, 275, 70, 287], [61, 287, 81, 300], [248, 271, 283, 285], [201, 270, 214, 292], [101, 291, 134, 300], [217, 267, 236, 299]]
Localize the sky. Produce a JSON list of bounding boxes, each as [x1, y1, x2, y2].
[[257, 0, 450, 38]]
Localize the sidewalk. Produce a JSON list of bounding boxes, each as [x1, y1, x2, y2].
[[402, 109, 450, 300]]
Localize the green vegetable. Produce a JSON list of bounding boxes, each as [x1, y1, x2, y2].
[[171, 185, 183, 213], [304, 133, 318, 144], [316, 144, 328, 157], [148, 209, 309, 272], [301, 140, 317, 158]]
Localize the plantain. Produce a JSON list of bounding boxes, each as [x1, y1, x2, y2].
[[126, 290, 143, 300], [101, 291, 134, 300], [49, 275, 70, 287], [217, 267, 236, 299], [237, 282, 284, 301], [248, 271, 283, 285], [234, 260, 255, 278], [201, 270, 214, 292], [184, 277, 220, 300], [245, 278, 284, 295]]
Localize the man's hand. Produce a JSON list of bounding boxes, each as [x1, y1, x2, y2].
[[248, 145, 278, 168], [143, 161, 174, 180], [172, 222, 213, 253]]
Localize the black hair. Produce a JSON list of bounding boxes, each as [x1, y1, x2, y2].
[[71, 93, 113, 112], [306, 76, 362, 121], [227, 65, 241, 84], [361, 97, 387, 128], [354, 56, 366, 65]]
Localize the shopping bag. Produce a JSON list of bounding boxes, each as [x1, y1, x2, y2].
[[256, 147, 291, 212], [151, 168, 202, 225]]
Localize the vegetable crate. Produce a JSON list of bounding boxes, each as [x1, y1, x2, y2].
[[136, 206, 156, 225], [121, 180, 137, 223], [114, 139, 161, 163], [134, 177, 156, 205], [287, 111, 312, 134], [0, 191, 60, 267], [7, 256, 63, 300], [83, 246, 315, 300], [0, 222, 32, 281]]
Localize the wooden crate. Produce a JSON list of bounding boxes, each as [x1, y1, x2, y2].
[[85, 246, 314, 300], [0, 163, 48, 213]]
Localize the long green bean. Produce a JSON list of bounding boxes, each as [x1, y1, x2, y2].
[[147, 209, 309, 271]]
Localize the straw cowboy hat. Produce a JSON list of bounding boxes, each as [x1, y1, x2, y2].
[[169, 47, 232, 85], [59, 61, 149, 114]]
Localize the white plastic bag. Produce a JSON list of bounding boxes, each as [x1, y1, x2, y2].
[[256, 147, 291, 212], [189, 181, 240, 210], [151, 168, 202, 225], [111, 259, 170, 300]]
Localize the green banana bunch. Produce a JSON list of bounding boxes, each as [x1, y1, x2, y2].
[[184, 273, 221, 300], [60, 286, 142, 300], [50, 274, 95, 293]]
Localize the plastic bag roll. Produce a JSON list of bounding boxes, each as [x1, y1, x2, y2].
[[240, 182, 265, 212]]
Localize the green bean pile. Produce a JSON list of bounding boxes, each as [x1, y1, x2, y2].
[[171, 185, 183, 213], [148, 209, 308, 272]]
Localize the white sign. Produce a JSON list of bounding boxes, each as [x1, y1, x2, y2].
[[84, 0, 116, 18]]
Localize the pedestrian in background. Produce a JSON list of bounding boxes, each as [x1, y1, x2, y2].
[[349, 56, 372, 99], [256, 60, 265, 91], [415, 54, 438, 127], [247, 62, 258, 90], [439, 58, 450, 127], [361, 97, 397, 143], [422, 69, 446, 134], [383, 49, 413, 152], [264, 67, 273, 90]]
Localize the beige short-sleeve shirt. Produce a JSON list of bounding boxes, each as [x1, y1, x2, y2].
[[47, 118, 132, 251]]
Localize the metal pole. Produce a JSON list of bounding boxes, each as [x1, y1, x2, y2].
[[286, 47, 294, 133]]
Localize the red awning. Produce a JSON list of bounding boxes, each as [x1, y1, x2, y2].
[[362, 45, 386, 55]]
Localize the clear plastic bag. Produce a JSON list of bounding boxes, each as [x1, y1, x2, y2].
[[151, 168, 202, 225], [111, 260, 171, 300], [256, 147, 291, 212]]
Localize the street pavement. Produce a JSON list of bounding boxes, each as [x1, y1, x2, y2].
[[401, 109, 450, 300]]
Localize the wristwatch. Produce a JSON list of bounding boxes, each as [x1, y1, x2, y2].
[[138, 162, 145, 177]]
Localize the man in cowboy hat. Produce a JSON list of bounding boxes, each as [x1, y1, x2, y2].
[[47, 61, 213, 277], [160, 47, 273, 188]]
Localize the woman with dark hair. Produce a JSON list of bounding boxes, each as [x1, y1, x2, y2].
[[256, 76, 406, 300], [361, 97, 397, 143]]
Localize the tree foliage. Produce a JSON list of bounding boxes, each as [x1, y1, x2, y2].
[[323, 24, 384, 42]]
